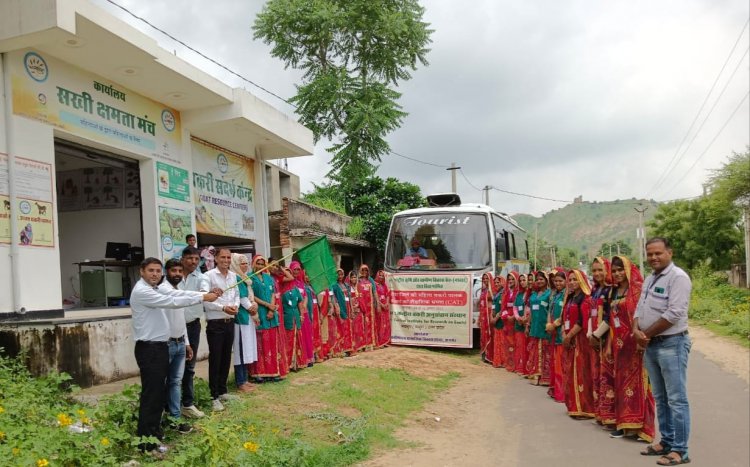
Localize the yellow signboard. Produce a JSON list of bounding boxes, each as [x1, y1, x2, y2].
[[0, 154, 55, 247], [10, 49, 183, 163]]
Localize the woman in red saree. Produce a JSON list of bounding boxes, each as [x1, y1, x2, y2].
[[546, 269, 567, 402], [348, 272, 366, 352], [358, 265, 378, 350], [589, 256, 616, 427], [526, 271, 551, 385], [332, 269, 354, 356], [562, 269, 596, 418], [500, 271, 520, 371], [317, 287, 338, 361], [280, 267, 307, 371], [489, 275, 505, 368], [304, 273, 323, 362], [375, 270, 391, 348], [478, 272, 493, 363], [608, 255, 655, 441], [290, 261, 313, 367]]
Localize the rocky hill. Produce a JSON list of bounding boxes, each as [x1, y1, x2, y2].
[[512, 199, 659, 256]]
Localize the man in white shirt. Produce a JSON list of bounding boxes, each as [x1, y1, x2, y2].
[[179, 246, 210, 418], [129, 257, 218, 452], [203, 247, 240, 411]]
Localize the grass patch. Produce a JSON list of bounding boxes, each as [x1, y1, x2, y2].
[[689, 268, 750, 347], [0, 351, 459, 466]]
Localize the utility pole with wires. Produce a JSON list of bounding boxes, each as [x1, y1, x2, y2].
[[446, 162, 460, 194], [635, 205, 649, 275], [482, 185, 491, 205]]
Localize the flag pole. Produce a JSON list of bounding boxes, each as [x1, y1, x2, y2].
[[222, 249, 298, 292]]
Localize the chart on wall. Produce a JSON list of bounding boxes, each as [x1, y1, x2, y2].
[[157, 161, 190, 202], [159, 206, 191, 260], [191, 138, 255, 239], [0, 154, 55, 247]]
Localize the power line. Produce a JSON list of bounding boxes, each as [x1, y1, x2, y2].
[[459, 168, 483, 191], [490, 186, 571, 203], [645, 18, 749, 198], [389, 150, 449, 168], [652, 46, 749, 198], [102, 0, 291, 106], [659, 90, 749, 199]]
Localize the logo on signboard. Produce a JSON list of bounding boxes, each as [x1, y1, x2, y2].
[[24, 52, 48, 82], [162, 235, 174, 252], [161, 109, 176, 132], [19, 200, 31, 214], [217, 153, 229, 174]]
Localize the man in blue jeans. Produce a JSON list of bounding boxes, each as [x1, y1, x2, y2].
[[158, 259, 194, 434], [634, 237, 692, 466], [179, 247, 209, 418]]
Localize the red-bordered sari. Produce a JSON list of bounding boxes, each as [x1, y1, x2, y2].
[[591, 256, 616, 426], [500, 271, 520, 371], [610, 255, 655, 441], [478, 272, 493, 362], [333, 276, 354, 356], [317, 289, 338, 360], [357, 267, 377, 350], [375, 271, 391, 347], [562, 269, 595, 418], [513, 276, 530, 375], [350, 279, 366, 352], [489, 276, 504, 368], [249, 257, 287, 379]]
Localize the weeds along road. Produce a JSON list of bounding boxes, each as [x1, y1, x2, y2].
[[363, 327, 750, 467]]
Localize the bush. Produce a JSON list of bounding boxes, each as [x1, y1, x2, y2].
[[690, 267, 750, 343]]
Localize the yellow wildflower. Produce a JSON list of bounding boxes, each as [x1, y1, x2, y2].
[[57, 413, 73, 427], [76, 409, 86, 417], [37, 459, 49, 467], [81, 416, 91, 425], [247, 424, 257, 435], [243, 441, 259, 453], [100, 437, 110, 447]]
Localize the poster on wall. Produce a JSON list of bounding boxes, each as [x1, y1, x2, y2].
[[157, 161, 190, 202], [0, 154, 55, 247], [191, 138, 255, 239], [10, 49, 183, 163], [81, 167, 124, 209], [159, 206, 192, 261], [124, 168, 141, 208], [56, 170, 82, 211], [388, 273, 473, 348]]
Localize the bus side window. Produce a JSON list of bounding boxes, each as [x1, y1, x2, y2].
[[495, 230, 507, 261], [525, 239, 530, 260], [509, 233, 517, 258]]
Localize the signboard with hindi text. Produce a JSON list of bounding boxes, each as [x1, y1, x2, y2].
[[191, 138, 255, 239], [9, 49, 182, 163], [157, 162, 190, 202], [0, 154, 55, 247], [388, 273, 473, 348]]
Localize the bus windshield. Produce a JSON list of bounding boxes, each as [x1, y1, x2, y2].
[[385, 213, 491, 270]]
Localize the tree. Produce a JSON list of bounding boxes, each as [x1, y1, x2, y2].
[[708, 149, 750, 206], [303, 176, 425, 257], [648, 196, 742, 270], [254, 0, 433, 184]]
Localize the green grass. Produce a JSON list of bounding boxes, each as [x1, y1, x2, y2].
[[689, 269, 750, 347], [0, 350, 460, 467]]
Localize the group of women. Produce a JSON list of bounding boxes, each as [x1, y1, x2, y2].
[[229, 255, 392, 387], [477, 256, 655, 441]]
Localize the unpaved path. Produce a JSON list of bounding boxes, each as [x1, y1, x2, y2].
[[362, 327, 750, 467]]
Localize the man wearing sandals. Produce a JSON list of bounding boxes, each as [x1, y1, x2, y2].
[[634, 237, 692, 465]]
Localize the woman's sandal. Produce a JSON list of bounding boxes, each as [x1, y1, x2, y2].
[[656, 452, 691, 465], [641, 444, 670, 456]]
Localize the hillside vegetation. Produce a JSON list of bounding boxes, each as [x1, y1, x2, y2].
[[513, 199, 658, 257]]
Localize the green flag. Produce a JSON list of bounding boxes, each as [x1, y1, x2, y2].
[[296, 236, 338, 295]]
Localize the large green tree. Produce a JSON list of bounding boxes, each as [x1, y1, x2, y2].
[[648, 196, 743, 270], [254, 0, 433, 184], [708, 149, 750, 206]]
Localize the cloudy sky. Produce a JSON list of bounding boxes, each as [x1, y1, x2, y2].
[[92, 0, 749, 216]]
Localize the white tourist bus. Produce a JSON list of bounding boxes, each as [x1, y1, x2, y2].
[[383, 194, 530, 348]]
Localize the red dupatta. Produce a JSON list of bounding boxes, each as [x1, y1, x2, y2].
[[501, 271, 520, 318]]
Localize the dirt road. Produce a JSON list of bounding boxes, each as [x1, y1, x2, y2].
[[362, 328, 750, 467]]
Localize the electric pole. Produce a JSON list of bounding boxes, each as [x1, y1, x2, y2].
[[635, 205, 649, 275], [446, 163, 460, 194], [482, 185, 491, 206], [744, 205, 750, 288]]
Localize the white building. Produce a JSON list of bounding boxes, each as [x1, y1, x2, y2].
[[0, 0, 313, 385]]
